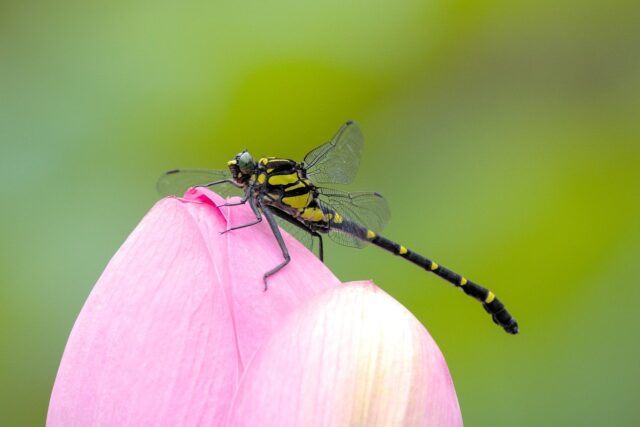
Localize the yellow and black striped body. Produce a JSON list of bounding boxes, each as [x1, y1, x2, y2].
[[254, 157, 334, 229], [162, 122, 518, 334], [330, 218, 519, 334], [230, 155, 517, 334]]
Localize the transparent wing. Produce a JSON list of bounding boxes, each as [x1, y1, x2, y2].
[[156, 168, 242, 198], [304, 120, 364, 185], [317, 188, 390, 248]]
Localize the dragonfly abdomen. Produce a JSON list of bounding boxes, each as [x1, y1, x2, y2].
[[331, 218, 519, 334]]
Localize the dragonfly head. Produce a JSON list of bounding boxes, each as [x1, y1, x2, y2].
[[227, 150, 256, 183]]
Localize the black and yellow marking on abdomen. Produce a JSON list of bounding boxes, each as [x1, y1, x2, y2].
[[333, 218, 519, 334]]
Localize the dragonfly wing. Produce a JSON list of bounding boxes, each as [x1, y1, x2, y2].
[[304, 121, 364, 185], [317, 188, 390, 248], [156, 168, 242, 198]]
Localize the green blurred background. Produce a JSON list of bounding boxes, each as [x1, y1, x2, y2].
[[1, 0, 639, 425]]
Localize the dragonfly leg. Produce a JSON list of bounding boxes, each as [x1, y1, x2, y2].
[[316, 233, 324, 262], [217, 187, 252, 208], [262, 206, 291, 290], [220, 197, 262, 234], [201, 179, 243, 189]]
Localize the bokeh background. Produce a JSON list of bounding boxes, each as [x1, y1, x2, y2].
[[2, 0, 639, 425]]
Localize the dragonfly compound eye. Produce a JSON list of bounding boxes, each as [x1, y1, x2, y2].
[[237, 151, 255, 173]]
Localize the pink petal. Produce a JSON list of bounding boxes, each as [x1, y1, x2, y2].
[[48, 197, 239, 426], [226, 281, 462, 427], [48, 188, 341, 426]]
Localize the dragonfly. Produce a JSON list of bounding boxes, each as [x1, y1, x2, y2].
[[157, 121, 519, 334]]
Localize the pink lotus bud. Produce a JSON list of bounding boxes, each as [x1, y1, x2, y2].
[[48, 188, 462, 426]]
